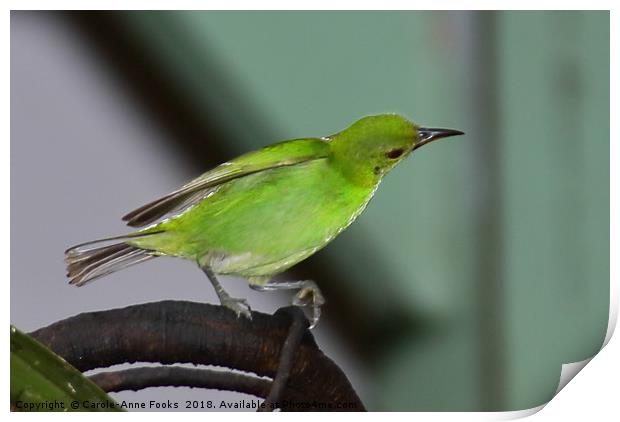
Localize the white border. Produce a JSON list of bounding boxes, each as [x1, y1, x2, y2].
[[4, 2, 616, 420], [2, 1, 617, 11]]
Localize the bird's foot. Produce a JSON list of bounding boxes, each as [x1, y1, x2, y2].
[[292, 280, 325, 329], [220, 296, 252, 320], [202, 265, 252, 320]]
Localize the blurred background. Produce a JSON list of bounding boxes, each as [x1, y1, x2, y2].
[[11, 11, 609, 411]]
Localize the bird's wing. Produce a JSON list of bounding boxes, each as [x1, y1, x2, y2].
[[122, 138, 330, 228]]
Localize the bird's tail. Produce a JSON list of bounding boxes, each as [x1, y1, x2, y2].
[[65, 232, 160, 287]]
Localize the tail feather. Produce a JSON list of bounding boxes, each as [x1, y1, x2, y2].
[[65, 234, 159, 286]]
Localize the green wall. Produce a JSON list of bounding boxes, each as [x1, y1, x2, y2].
[[113, 11, 609, 411]]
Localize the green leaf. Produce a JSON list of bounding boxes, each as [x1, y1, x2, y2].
[[10, 325, 122, 412]]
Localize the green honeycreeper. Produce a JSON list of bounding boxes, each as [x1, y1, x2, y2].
[[65, 114, 463, 327]]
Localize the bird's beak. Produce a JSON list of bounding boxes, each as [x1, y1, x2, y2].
[[414, 127, 464, 151]]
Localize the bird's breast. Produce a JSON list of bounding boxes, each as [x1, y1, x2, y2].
[[158, 160, 376, 273]]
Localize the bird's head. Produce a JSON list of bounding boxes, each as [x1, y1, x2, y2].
[[329, 114, 464, 186]]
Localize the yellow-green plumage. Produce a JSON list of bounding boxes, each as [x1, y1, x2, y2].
[[131, 139, 372, 282], [65, 114, 462, 324]]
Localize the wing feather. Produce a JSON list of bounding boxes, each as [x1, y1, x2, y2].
[[122, 139, 330, 228]]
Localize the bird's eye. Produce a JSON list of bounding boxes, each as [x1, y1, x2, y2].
[[385, 148, 405, 159]]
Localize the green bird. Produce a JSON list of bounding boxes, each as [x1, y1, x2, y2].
[[65, 114, 462, 327]]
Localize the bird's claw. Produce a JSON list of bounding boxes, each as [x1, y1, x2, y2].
[[292, 281, 325, 329], [221, 297, 252, 320]]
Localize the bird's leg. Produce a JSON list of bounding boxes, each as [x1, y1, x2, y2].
[[250, 280, 325, 329], [201, 266, 252, 319]]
